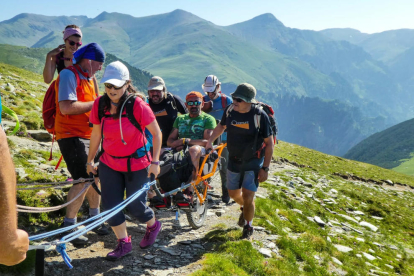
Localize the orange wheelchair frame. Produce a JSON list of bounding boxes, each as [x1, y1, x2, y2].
[[152, 143, 227, 229]]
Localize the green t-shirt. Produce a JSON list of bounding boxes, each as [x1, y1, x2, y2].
[[173, 112, 217, 140]]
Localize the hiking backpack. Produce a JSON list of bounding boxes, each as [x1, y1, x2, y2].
[[42, 65, 82, 134], [97, 94, 153, 177]]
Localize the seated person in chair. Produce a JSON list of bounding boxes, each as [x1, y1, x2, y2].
[[166, 91, 217, 179]]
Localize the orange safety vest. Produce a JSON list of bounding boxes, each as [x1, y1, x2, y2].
[[54, 65, 97, 140]]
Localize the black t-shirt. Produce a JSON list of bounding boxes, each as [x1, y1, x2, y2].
[[148, 93, 188, 146], [221, 105, 272, 160]]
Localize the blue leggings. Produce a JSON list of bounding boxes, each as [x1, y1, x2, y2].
[[99, 162, 154, 227]]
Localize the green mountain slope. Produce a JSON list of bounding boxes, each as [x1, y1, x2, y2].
[[225, 14, 403, 120], [344, 117, 414, 174], [320, 28, 370, 44]]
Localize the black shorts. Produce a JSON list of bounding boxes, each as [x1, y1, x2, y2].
[[58, 137, 90, 180]]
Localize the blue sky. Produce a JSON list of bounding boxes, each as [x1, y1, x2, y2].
[[1, 0, 413, 33]]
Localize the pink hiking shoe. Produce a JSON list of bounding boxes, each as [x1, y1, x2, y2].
[[106, 236, 132, 261], [139, 221, 162, 249]]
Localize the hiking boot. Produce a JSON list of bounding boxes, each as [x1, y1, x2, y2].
[[86, 215, 110, 236], [139, 221, 162, 249], [59, 222, 88, 247], [237, 208, 244, 228], [106, 236, 132, 261], [242, 225, 254, 239]]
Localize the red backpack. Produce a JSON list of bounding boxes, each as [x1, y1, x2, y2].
[[42, 66, 81, 134], [42, 66, 81, 164]]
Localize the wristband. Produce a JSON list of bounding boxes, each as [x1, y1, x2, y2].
[[183, 138, 186, 145], [86, 162, 94, 166], [151, 161, 160, 165]]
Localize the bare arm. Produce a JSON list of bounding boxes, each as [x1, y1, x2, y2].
[[167, 128, 181, 148], [187, 129, 213, 147], [59, 100, 94, 115], [0, 130, 29, 266], [43, 45, 65, 84], [206, 124, 226, 151], [86, 124, 102, 175], [258, 135, 275, 183], [146, 120, 162, 177]]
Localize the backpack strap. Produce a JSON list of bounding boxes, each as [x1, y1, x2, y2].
[[166, 92, 177, 110], [225, 103, 235, 118], [221, 93, 227, 109], [125, 95, 143, 134]]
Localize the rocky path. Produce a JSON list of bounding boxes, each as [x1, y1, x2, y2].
[[21, 161, 289, 276]]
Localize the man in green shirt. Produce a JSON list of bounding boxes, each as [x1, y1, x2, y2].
[[167, 91, 216, 177]]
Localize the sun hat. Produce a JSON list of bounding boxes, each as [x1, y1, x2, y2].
[[147, 76, 166, 91], [202, 75, 221, 93], [100, 61, 130, 87], [230, 83, 257, 103], [73, 43, 105, 64]]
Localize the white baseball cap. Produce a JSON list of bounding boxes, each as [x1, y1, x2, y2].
[[100, 61, 130, 87], [202, 75, 221, 93]]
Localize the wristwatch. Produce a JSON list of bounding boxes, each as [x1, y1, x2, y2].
[[261, 166, 269, 172], [151, 161, 160, 165]]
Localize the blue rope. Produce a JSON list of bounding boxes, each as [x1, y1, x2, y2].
[[29, 180, 155, 269]]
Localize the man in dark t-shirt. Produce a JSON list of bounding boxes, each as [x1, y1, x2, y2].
[[206, 83, 274, 240], [147, 76, 188, 146]]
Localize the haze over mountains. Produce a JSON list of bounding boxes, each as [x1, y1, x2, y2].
[[1, 9, 413, 156]]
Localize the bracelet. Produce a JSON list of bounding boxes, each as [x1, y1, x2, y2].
[[151, 161, 160, 165], [183, 138, 186, 145], [86, 162, 94, 166]]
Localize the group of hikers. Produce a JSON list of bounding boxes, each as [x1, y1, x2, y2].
[[0, 24, 275, 266]]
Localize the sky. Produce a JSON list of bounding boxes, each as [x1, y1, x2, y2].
[[1, 0, 413, 34]]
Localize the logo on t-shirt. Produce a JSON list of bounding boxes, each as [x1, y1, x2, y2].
[[231, 120, 249, 129], [154, 109, 168, 117]]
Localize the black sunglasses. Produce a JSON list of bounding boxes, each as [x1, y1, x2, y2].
[[232, 97, 244, 103], [104, 83, 125, 90], [67, 39, 82, 47], [187, 101, 202, 106]]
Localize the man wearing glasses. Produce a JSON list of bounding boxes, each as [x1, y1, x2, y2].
[[206, 83, 274, 239], [167, 91, 216, 181], [55, 43, 109, 245], [147, 76, 188, 147], [201, 75, 233, 205]]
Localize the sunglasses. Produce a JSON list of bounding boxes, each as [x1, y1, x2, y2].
[[104, 83, 125, 90], [186, 101, 202, 106], [232, 97, 244, 103], [67, 39, 82, 47]]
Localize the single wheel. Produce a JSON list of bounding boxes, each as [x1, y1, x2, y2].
[[186, 182, 208, 229]]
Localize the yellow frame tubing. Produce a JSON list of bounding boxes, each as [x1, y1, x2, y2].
[[191, 143, 227, 204]]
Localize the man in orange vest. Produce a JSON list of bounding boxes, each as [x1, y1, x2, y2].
[[55, 43, 109, 245]]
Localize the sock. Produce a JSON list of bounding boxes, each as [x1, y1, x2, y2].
[[119, 235, 131, 242], [63, 217, 77, 226], [148, 221, 158, 229], [245, 220, 253, 227], [89, 208, 100, 217]]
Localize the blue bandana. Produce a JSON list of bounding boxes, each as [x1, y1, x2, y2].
[[74, 43, 105, 63]]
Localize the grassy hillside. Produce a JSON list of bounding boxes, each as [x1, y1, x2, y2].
[[344, 118, 414, 175], [195, 141, 414, 275]]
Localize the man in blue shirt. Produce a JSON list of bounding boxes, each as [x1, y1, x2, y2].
[[201, 75, 233, 204]]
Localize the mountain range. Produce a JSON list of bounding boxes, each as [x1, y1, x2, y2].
[[1, 10, 413, 156]]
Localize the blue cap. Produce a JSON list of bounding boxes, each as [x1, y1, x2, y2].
[[73, 43, 105, 63]]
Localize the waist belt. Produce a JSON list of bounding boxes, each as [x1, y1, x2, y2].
[[108, 140, 151, 179]]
